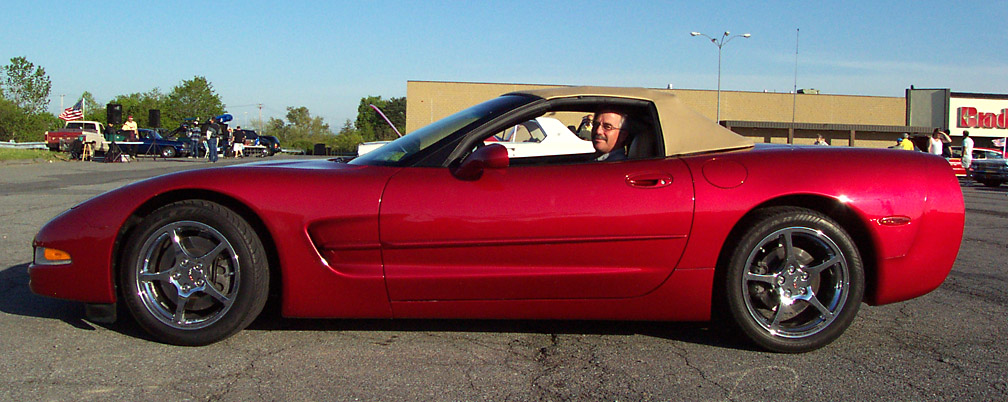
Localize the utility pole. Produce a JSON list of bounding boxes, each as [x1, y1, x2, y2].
[[792, 28, 799, 126]]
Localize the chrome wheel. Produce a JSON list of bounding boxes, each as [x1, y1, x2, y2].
[[121, 200, 268, 345], [135, 221, 240, 330], [741, 227, 848, 338], [724, 207, 863, 353]]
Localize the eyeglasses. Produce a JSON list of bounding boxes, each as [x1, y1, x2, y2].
[[593, 121, 622, 132]]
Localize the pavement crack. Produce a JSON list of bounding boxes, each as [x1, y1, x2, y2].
[[668, 341, 731, 400], [530, 333, 562, 402], [202, 341, 297, 401]]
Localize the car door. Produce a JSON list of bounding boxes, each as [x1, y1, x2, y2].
[[379, 157, 694, 301]]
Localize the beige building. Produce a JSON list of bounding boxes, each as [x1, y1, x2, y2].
[[406, 80, 934, 149]]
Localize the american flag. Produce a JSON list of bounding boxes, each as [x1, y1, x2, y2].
[[58, 99, 83, 121]]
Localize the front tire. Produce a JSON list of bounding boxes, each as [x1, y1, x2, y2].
[[161, 147, 177, 158], [120, 200, 269, 345], [724, 207, 864, 353]]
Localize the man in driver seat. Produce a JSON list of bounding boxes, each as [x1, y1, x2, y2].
[[592, 109, 632, 161]]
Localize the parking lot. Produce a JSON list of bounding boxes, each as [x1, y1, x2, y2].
[[1, 157, 1006, 401]]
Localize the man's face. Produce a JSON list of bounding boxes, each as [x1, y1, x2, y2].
[[592, 112, 625, 154]]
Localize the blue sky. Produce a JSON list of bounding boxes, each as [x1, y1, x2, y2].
[[4, 1, 1007, 128]]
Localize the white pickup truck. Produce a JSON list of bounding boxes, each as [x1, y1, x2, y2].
[[44, 121, 117, 152]]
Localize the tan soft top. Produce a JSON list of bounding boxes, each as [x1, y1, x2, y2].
[[508, 86, 754, 157]]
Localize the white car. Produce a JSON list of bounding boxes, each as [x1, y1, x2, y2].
[[486, 117, 594, 158], [357, 141, 391, 156], [356, 117, 593, 159]]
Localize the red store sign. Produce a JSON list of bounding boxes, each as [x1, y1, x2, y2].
[[959, 107, 1008, 129]]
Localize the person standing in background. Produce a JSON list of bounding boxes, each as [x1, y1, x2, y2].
[[962, 130, 974, 171], [122, 115, 139, 141], [900, 133, 914, 150], [929, 128, 951, 156], [206, 117, 221, 163]]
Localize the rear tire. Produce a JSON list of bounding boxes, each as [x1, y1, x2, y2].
[[120, 200, 269, 345], [724, 207, 864, 353]]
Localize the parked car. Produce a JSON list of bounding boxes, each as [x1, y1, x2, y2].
[[949, 146, 1003, 176], [904, 137, 1000, 176], [967, 151, 1008, 186], [129, 128, 191, 158], [357, 141, 390, 156], [45, 121, 110, 152], [485, 116, 594, 158], [358, 117, 592, 158], [233, 129, 281, 156], [29, 87, 964, 352]]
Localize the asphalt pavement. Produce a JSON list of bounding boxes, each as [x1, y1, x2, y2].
[[0, 157, 1005, 401]]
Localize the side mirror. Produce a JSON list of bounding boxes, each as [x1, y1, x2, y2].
[[452, 143, 509, 180]]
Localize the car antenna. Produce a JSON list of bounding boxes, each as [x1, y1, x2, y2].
[[369, 104, 403, 138]]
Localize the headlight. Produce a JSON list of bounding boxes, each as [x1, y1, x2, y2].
[[34, 247, 72, 265]]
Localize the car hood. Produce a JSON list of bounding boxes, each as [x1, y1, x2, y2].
[[226, 158, 347, 170], [69, 159, 391, 215]]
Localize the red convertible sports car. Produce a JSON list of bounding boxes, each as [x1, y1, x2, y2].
[[29, 87, 964, 352]]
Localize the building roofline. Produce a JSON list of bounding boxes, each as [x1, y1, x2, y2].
[[722, 120, 934, 134], [950, 91, 1008, 100], [407, 80, 905, 99]]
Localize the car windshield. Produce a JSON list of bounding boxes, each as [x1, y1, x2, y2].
[[138, 130, 161, 140], [350, 95, 531, 166], [66, 122, 92, 130]]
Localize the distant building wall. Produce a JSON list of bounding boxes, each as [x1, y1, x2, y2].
[[406, 81, 909, 149]]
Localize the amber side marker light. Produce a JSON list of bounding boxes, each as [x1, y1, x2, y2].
[[879, 216, 911, 226], [34, 247, 72, 265]]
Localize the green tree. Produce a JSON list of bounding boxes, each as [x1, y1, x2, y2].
[[164, 76, 225, 125], [260, 106, 337, 153], [0, 57, 58, 142], [0, 97, 21, 141], [355, 96, 405, 142], [73, 89, 168, 129], [285, 106, 330, 136], [0, 96, 60, 142], [331, 119, 363, 153], [78, 91, 106, 123], [109, 88, 168, 128], [1, 56, 51, 114]]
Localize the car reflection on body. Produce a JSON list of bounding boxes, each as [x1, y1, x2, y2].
[[29, 87, 964, 353]]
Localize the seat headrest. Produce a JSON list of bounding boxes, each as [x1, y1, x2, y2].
[[628, 132, 657, 159]]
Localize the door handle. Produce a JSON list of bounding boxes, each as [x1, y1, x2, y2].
[[626, 173, 673, 188]]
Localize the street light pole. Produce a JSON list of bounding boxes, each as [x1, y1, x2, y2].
[[690, 31, 751, 122]]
